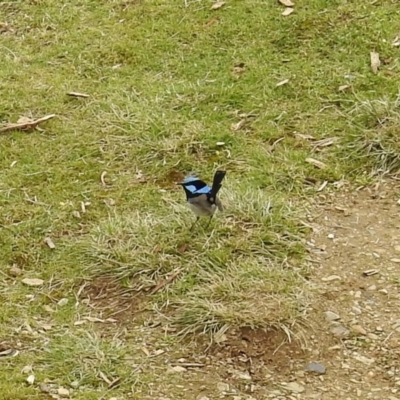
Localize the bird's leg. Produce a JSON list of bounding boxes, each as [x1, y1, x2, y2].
[[205, 216, 213, 228], [190, 217, 200, 231]]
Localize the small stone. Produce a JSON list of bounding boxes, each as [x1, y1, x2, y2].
[[217, 382, 230, 392], [351, 325, 367, 335], [322, 275, 341, 282], [327, 233, 335, 239], [58, 387, 70, 398], [21, 365, 32, 374], [352, 307, 362, 315], [390, 258, 400, 263], [368, 333, 379, 340], [26, 375, 35, 385], [70, 381, 79, 388], [57, 298, 69, 306], [9, 266, 22, 277], [305, 362, 326, 374], [353, 354, 375, 365], [231, 370, 252, 380], [39, 383, 51, 393], [330, 322, 350, 337], [324, 311, 340, 321], [284, 382, 305, 393], [197, 397, 210, 400], [367, 285, 377, 291]]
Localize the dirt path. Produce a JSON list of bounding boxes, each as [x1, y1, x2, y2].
[[297, 182, 400, 400], [169, 182, 400, 399]]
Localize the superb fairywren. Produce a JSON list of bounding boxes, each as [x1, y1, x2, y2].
[[179, 170, 226, 230]]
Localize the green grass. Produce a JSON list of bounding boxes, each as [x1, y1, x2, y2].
[[1, 0, 400, 397]]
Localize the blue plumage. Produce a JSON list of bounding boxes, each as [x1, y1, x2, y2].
[[179, 170, 226, 230]]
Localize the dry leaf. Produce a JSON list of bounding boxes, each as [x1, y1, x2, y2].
[[276, 79, 289, 87], [282, 7, 294, 16], [100, 171, 107, 186], [231, 119, 246, 131], [21, 365, 33, 374], [43, 305, 55, 313], [338, 84, 350, 92], [305, 158, 327, 169], [232, 62, 246, 76], [85, 316, 105, 323], [44, 237, 55, 249], [67, 92, 89, 98], [204, 18, 219, 28], [279, 0, 294, 6], [313, 137, 338, 148], [74, 320, 87, 326], [22, 278, 44, 286], [295, 133, 316, 140], [370, 51, 380, 74], [141, 346, 150, 357], [57, 298, 68, 306], [0, 114, 55, 133], [211, 1, 225, 10], [41, 324, 52, 331], [392, 36, 400, 47], [99, 371, 112, 385], [317, 181, 328, 192], [178, 243, 188, 253], [17, 116, 33, 124]]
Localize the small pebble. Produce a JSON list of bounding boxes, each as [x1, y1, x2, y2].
[[351, 325, 367, 335], [39, 383, 51, 393], [57, 298, 69, 307], [217, 382, 230, 392], [9, 266, 22, 277], [324, 311, 340, 321], [284, 382, 305, 393], [305, 362, 326, 374], [330, 322, 350, 337], [58, 387, 70, 398]]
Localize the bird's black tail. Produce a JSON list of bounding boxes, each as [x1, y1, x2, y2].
[[210, 170, 226, 197]]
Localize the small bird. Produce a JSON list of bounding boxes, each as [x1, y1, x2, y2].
[[179, 170, 226, 230]]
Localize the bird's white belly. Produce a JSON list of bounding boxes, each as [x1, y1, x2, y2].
[[188, 202, 216, 217]]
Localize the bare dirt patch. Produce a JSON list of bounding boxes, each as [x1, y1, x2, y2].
[[81, 277, 147, 323]]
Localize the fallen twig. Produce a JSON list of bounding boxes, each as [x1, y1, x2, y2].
[[0, 114, 55, 133], [170, 362, 205, 368], [150, 269, 182, 295], [67, 91, 89, 98]]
